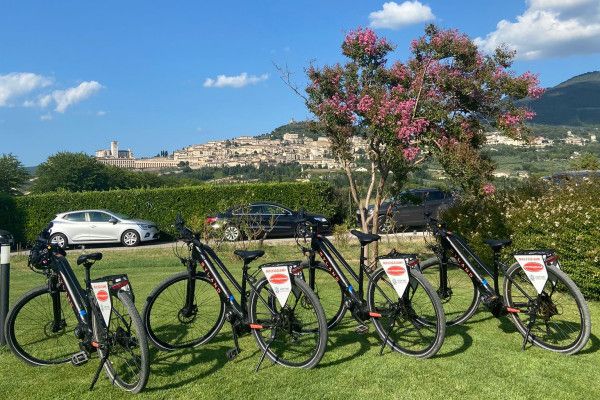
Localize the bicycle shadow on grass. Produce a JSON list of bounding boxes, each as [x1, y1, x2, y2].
[[433, 323, 473, 358], [578, 333, 600, 355], [312, 318, 373, 368], [145, 339, 231, 391]]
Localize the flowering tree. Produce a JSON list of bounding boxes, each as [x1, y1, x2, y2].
[[305, 25, 543, 241]]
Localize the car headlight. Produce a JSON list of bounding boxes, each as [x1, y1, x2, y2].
[[138, 224, 153, 230], [314, 217, 328, 223], [367, 208, 374, 215]]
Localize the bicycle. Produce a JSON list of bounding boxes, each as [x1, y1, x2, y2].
[[4, 223, 149, 393], [295, 215, 446, 358], [419, 214, 591, 354], [143, 215, 328, 370]]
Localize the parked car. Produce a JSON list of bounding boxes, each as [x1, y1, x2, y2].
[[207, 202, 331, 241], [357, 188, 454, 233], [49, 209, 159, 248]]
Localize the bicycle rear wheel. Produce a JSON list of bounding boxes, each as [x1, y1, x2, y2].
[[300, 261, 347, 329], [4, 285, 80, 365], [94, 291, 149, 394], [420, 257, 480, 325], [248, 277, 328, 369], [504, 263, 591, 354], [143, 272, 225, 351], [367, 268, 446, 358]]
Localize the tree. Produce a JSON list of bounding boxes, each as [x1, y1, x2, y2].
[[0, 153, 29, 195], [570, 152, 600, 170], [304, 26, 542, 252], [33, 152, 115, 192]]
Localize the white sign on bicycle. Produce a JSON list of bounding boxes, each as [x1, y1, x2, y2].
[[514, 254, 548, 294], [380, 258, 410, 298], [92, 281, 112, 326], [262, 266, 292, 307]]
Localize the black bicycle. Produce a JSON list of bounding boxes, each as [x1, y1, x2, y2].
[[296, 215, 446, 358], [420, 214, 591, 354], [143, 216, 328, 370], [4, 224, 149, 393]]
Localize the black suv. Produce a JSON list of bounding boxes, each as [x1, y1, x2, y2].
[[357, 188, 454, 233]]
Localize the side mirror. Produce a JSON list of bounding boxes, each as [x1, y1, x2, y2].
[[109, 217, 118, 224]]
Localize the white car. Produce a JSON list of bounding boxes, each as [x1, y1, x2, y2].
[[49, 209, 159, 248]]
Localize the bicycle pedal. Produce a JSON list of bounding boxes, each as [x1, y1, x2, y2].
[[71, 351, 89, 366], [355, 324, 369, 335], [226, 348, 240, 361]]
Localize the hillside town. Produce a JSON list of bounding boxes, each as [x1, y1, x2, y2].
[[95, 130, 597, 171]]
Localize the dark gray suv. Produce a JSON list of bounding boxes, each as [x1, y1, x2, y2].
[[357, 188, 454, 233]]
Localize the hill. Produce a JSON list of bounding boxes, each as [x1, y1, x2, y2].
[[523, 71, 600, 125]]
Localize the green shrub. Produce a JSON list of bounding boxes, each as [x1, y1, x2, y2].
[[443, 178, 600, 300], [0, 182, 335, 244]]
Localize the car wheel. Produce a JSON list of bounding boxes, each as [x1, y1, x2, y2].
[[223, 226, 241, 242], [377, 216, 395, 234], [121, 230, 140, 247], [49, 233, 68, 249]]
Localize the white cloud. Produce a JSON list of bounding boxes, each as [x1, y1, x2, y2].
[[369, 1, 435, 29], [96, 110, 107, 116], [203, 72, 269, 88], [475, 0, 600, 60], [0, 72, 52, 106], [36, 81, 103, 113], [40, 113, 53, 121]]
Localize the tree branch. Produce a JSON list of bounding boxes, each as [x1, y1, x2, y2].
[[273, 61, 308, 102]]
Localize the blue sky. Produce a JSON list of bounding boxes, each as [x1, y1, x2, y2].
[[1, 0, 600, 165]]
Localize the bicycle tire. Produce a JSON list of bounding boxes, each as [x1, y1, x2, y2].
[[504, 263, 591, 354], [420, 257, 480, 325], [93, 291, 149, 394], [248, 276, 328, 369], [367, 268, 446, 358], [4, 285, 80, 366], [143, 271, 225, 351], [299, 261, 347, 329]]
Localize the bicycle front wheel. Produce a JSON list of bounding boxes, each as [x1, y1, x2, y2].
[[4, 285, 80, 366], [504, 263, 591, 354], [248, 276, 328, 369], [367, 268, 446, 358], [420, 257, 480, 325], [300, 261, 347, 329], [143, 272, 225, 351], [94, 291, 149, 394]]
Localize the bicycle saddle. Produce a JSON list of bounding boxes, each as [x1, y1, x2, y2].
[[484, 239, 512, 252], [350, 230, 381, 245], [234, 249, 265, 264], [77, 252, 103, 266]]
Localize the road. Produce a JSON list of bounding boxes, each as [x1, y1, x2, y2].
[[10, 230, 430, 256]]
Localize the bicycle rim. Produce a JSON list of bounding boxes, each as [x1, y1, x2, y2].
[[144, 272, 225, 350], [249, 277, 327, 368], [6, 286, 79, 365]]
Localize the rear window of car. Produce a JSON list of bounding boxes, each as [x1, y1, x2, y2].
[[64, 212, 86, 222], [425, 191, 444, 201]]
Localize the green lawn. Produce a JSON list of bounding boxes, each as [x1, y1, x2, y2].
[[1, 238, 599, 399]]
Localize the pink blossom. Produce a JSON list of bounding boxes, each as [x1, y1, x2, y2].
[[357, 95, 374, 113], [482, 183, 496, 196], [403, 146, 420, 161]]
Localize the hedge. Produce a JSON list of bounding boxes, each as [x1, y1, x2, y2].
[[0, 181, 335, 244], [443, 179, 600, 300]]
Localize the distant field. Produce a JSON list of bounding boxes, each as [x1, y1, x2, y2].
[[1, 239, 599, 399]]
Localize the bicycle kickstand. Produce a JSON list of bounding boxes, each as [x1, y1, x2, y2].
[[89, 349, 110, 391], [521, 312, 537, 351], [379, 310, 398, 356], [255, 328, 277, 372]]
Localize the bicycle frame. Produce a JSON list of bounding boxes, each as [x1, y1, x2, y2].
[[434, 229, 540, 311]]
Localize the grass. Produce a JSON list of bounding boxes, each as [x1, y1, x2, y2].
[[1, 237, 599, 400]]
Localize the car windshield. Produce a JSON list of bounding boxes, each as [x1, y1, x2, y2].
[[111, 212, 130, 220]]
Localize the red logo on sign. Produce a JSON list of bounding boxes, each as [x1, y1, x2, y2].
[[269, 273, 289, 284], [523, 262, 544, 273], [387, 266, 406, 276], [96, 290, 109, 302]]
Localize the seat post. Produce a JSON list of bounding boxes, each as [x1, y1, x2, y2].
[[358, 244, 365, 298], [492, 251, 500, 296], [84, 264, 92, 288]]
